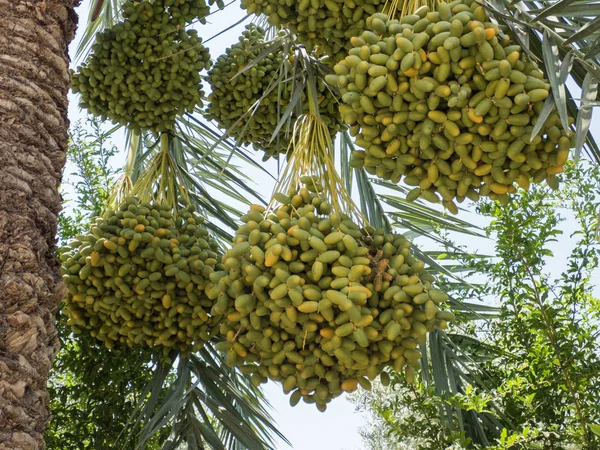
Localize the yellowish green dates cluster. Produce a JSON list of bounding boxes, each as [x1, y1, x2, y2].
[[209, 182, 453, 410], [240, 0, 387, 64], [71, 0, 212, 135], [121, 0, 211, 27], [60, 198, 222, 356], [328, 0, 574, 212], [206, 25, 344, 160]]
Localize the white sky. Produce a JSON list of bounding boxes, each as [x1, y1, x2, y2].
[[65, 2, 600, 450]]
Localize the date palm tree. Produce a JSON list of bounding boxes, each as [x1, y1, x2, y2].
[[3, 0, 600, 448]]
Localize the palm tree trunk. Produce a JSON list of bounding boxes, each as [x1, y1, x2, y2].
[[0, 1, 77, 448]]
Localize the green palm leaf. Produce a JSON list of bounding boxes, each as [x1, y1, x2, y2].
[[119, 346, 288, 450]]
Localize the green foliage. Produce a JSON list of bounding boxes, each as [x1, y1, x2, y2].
[[121, 349, 288, 450], [57, 119, 117, 244], [471, 161, 600, 449], [206, 25, 343, 160], [46, 338, 167, 450], [353, 378, 472, 450], [350, 161, 600, 449]]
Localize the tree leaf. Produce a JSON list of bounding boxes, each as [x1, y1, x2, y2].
[[543, 32, 571, 131], [584, 39, 600, 60], [230, 38, 285, 82], [357, 169, 392, 232], [484, 0, 531, 52], [559, 50, 575, 86], [269, 78, 305, 141], [75, 0, 122, 61], [564, 15, 600, 45], [531, 94, 556, 141], [295, 45, 321, 117], [575, 72, 598, 159], [532, 0, 578, 22], [590, 423, 600, 437]]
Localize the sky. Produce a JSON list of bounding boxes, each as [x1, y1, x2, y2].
[[64, 2, 600, 450]]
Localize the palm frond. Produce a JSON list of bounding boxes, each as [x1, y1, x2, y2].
[[422, 329, 510, 447], [204, 14, 252, 46], [119, 345, 288, 450], [193, 345, 288, 448], [202, 29, 341, 164], [575, 73, 598, 158], [100, 114, 271, 247]]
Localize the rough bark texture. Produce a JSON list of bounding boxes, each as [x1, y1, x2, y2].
[[0, 1, 77, 448]]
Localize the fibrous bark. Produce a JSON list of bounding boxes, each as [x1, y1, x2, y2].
[[0, 1, 77, 448]]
